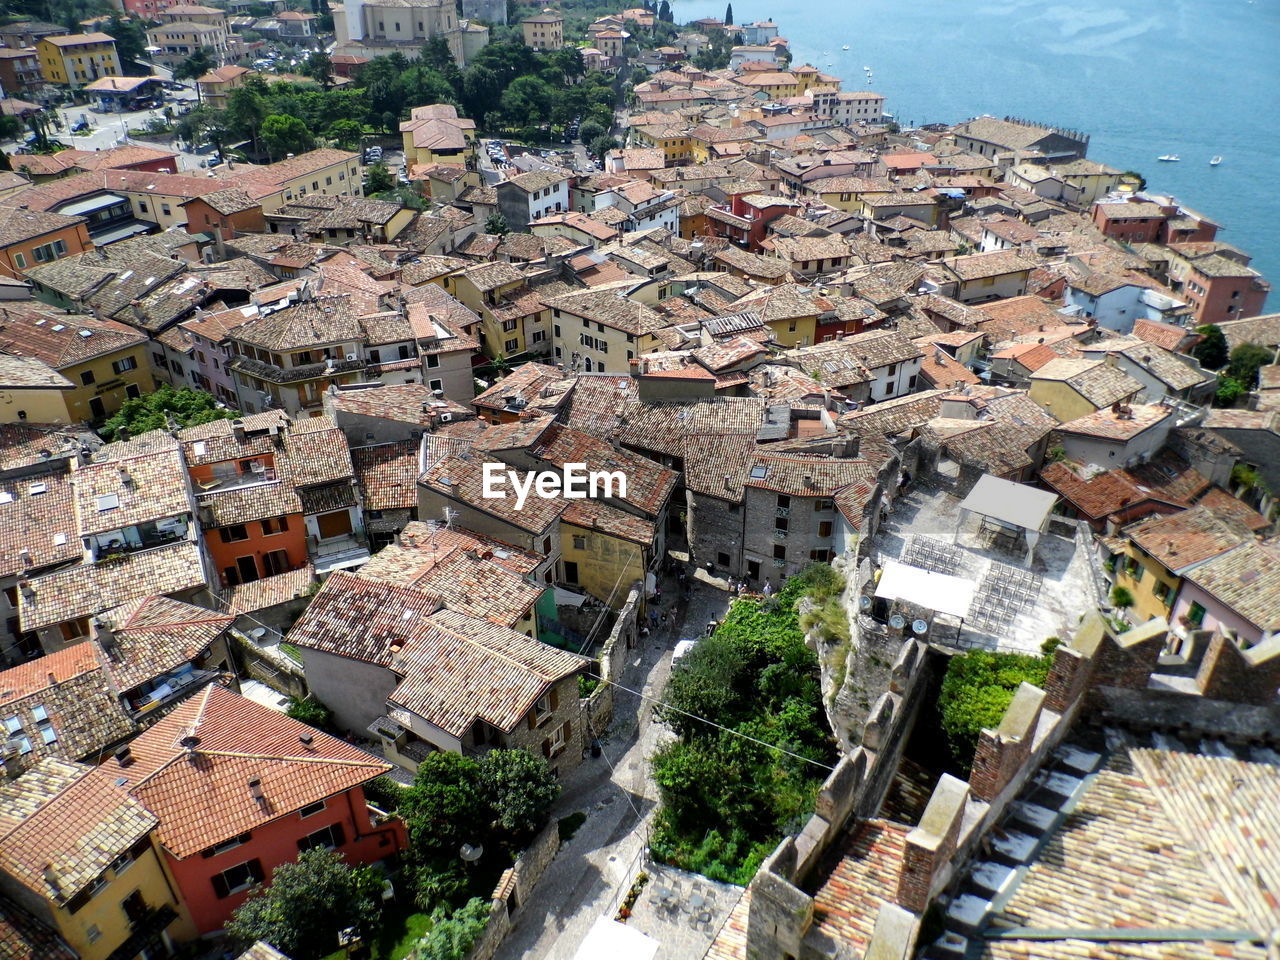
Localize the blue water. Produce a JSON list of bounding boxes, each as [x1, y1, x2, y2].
[[672, 0, 1280, 287]]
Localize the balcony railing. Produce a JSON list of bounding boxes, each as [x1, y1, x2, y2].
[[195, 467, 279, 495]]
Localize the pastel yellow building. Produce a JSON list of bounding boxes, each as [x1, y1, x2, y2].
[[629, 124, 693, 165], [0, 354, 74, 423], [0, 759, 194, 960], [400, 103, 477, 168], [0, 305, 152, 423], [443, 259, 548, 360], [559, 502, 652, 610], [36, 33, 120, 88]]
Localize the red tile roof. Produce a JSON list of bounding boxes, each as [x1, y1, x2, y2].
[[125, 685, 390, 858]]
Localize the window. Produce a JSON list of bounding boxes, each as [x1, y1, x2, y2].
[[299, 799, 326, 818], [260, 516, 289, 536], [426, 353, 440, 368], [809, 549, 831, 562], [572, 535, 586, 550], [774, 516, 788, 532], [776, 494, 790, 509], [717, 551, 730, 566], [112, 356, 138, 374], [1154, 580, 1171, 603], [110, 850, 134, 875], [13, 252, 26, 269], [773, 544, 786, 560], [161, 203, 171, 216], [1187, 601, 1206, 627], [86, 925, 102, 943], [220, 524, 250, 543], [542, 719, 571, 758], [298, 822, 346, 852], [815, 498, 834, 512], [818, 521, 832, 538], [211, 859, 264, 898], [428, 378, 443, 392], [80, 369, 96, 385], [532, 690, 556, 726], [60, 617, 90, 642]]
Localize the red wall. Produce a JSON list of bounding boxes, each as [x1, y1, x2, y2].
[[167, 786, 407, 934]]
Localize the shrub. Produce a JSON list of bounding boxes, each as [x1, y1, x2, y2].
[[1110, 585, 1135, 608], [285, 696, 333, 731], [938, 650, 1051, 769], [412, 897, 491, 960]]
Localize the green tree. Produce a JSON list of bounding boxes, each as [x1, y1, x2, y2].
[[461, 64, 502, 121], [100, 385, 236, 439], [285, 696, 333, 731], [588, 133, 616, 159], [500, 75, 554, 127], [261, 114, 314, 160], [724, 3, 733, 25], [327, 118, 365, 150], [1226, 342, 1274, 388], [364, 163, 395, 193], [226, 850, 383, 960], [484, 211, 509, 236], [1192, 323, 1229, 370], [1121, 169, 1147, 191], [400, 753, 489, 861], [578, 120, 605, 146], [414, 898, 491, 960], [477, 750, 560, 841], [174, 46, 216, 82], [104, 14, 147, 71], [1215, 376, 1247, 407], [1110, 585, 1134, 609], [0, 149, 10, 172], [301, 49, 334, 88], [937, 650, 1051, 769], [420, 36, 454, 71], [657, 0, 671, 22]]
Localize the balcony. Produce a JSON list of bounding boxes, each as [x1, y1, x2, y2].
[[310, 534, 369, 574], [126, 666, 222, 717], [195, 465, 279, 495], [90, 519, 192, 560]]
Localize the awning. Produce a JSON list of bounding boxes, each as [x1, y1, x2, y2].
[[875, 559, 975, 619], [958, 474, 1057, 533], [573, 917, 659, 960], [57, 192, 128, 216]]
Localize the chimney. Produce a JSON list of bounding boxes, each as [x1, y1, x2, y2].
[[248, 776, 265, 801], [114, 745, 134, 767], [130, 299, 145, 322], [299, 732, 314, 747], [18, 547, 31, 569], [43, 865, 63, 899], [47, 672, 56, 687], [18, 580, 33, 599], [231, 419, 247, 442], [118, 465, 132, 486]]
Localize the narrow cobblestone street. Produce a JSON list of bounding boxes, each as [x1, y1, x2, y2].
[[493, 577, 731, 960]]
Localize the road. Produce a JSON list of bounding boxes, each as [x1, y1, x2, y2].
[[492, 577, 731, 960]]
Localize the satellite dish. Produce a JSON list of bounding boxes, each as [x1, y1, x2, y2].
[[859, 595, 872, 610], [889, 614, 906, 630], [912, 619, 929, 635], [459, 843, 484, 862]]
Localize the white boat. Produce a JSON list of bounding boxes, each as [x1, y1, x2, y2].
[[1209, 155, 1223, 166], [842, 45, 849, 50], [1157, 154, 1180, 162], [863, 65, 871, 71]]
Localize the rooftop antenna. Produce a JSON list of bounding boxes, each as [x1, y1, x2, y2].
[[442, 507, 457, 530]]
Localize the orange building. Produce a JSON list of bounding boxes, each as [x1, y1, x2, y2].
[[181, 188, 265, 245], [0, 205, 93, 282], [179, 411, 365, 587]]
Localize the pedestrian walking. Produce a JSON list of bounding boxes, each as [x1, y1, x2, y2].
[[762, 579, 774, 597]]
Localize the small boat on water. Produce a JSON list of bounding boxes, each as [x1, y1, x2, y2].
[[863, 65, 871, 71], [1157, 154, 1180, 162], [842, 45, 850, 50], [1209, 155, 1223, 166]]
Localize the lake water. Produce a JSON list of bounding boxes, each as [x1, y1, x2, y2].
[[672, 0, 1280, 288]]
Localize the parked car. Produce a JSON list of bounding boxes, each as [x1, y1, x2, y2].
[[70, 120, 89, 133]]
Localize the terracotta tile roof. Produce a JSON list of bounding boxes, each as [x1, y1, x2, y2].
[[422, 454, 565, 533], [0, 758, 156, 901], [1032, 358, 1142, 410], [75, 431, 191, 538], [285, 570, 441, 665], [352, 441, 419, 512], [1055, 402, 1173, 441], [225, 565, 316, 615], [541, 285, 668, 336], [978, 745, 1278, 959], [1124, 503, 1249, 574], [561, 497, 655, 546], [1040, 453, 1209, 522], [940, 249, 1039, 281], [388, 609, 587, 737], [1181, 540, 1280, 630], [0, 896, 76, 960], [838, 390, 946, 437], [0, 643, 136, 773], [1195, 486, 1269, 533], [532, 423, 677, 517], [807, 820, 910, 957], [472, 362, 569, 415], [0, 468, 78, 580], [0, 302, 146, 370], [18, 540, 209, 633], [125, 685, 390, 858], [0, 205, 84, 249], [98, 595, 233, 692]]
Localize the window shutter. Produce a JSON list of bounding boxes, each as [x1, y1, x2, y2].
[[248, 860, 264, 884], [549, 688, 559, 712], [527, 711, 536, 730], [331, 823, 346, 848], [212, 873, 230, 899], [542, 738, 551, 758], [563, 720, 572, 741]]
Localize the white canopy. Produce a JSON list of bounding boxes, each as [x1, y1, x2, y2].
[[958, 474, 1057, 533], [573, 917, 660, 960], [875, 559, 975, 619]]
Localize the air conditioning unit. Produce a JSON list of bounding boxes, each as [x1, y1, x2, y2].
[[439, 412, 453, 423], [346, 352, 359, 362]]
